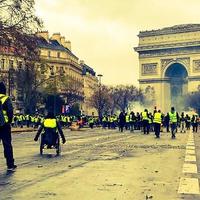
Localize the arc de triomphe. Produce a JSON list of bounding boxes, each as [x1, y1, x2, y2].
[[134, 24, 200, 112]]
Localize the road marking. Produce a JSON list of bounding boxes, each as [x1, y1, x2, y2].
[[185, 149, 195, 155], [178, 178, 200, 194], [185, 155, 196, 162], [183, 163, 197, 174], [186, 146, 195, 150], [187, 144, 194, 146]]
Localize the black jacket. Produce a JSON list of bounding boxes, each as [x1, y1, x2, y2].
[[1, 94, 13, 124]]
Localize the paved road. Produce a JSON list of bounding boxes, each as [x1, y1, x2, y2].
[[0, 128, 199, 200]]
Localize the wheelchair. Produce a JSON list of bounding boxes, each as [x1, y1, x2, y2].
[[39, 130, 61, 156]]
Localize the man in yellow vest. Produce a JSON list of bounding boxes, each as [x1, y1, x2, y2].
[[153, 110, 162, 138], [0, 82, 17, 171], [169, 107, 179, 139], [142, 109, 149, 134]]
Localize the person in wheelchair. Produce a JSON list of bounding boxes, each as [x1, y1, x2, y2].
[[34, 112, 66, 148]]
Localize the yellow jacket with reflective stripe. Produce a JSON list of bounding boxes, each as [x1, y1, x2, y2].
[[153, 112, 162, 124], [0, 94, 9, 123], [169, 112, 177, 123], [44, 118, 57, 128], [142, 112, 148, 120]]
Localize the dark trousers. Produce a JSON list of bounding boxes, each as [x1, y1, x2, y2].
[[193, 123, 198, 132], [171, 123, 177, 138], [166, 123, 170, 132], [154, 123, 161, 138], [130, 122, 134, 132], [143, 120, 149, 134], [119, 124, 124, 132], [0, 124, 15, 168]]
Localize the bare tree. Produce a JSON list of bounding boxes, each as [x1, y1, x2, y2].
[[0, 0, 43, 113], [110, 85, 144, 112], [89, 85, 112, 117]]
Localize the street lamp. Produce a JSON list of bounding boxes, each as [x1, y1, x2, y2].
[[97, 74, 103, 119]]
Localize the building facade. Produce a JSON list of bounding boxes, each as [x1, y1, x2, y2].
[[80, 61, 98, 116], [135, 24, 200, 112], [0, 31, 98, 114]]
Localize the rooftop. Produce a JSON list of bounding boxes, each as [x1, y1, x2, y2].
[[138, 24, 200, 37]]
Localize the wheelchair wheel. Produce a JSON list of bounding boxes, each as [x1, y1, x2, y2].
[[56, 136, 61, 156]]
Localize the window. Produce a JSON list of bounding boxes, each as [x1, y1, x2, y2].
[[50, 66, 54, 75], [57, 52, 60, 58], [9, 60, 14, 68], [60, 66, 65, 75], [18, 61, 22, 69], [1, 59, 5, 69]]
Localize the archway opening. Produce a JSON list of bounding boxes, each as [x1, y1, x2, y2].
[[165, 63, 188, 111]]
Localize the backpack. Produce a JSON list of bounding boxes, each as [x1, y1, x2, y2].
[[0, 95, 6, 127]]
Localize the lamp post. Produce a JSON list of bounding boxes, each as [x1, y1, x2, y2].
[[97, 74, 103, 119]]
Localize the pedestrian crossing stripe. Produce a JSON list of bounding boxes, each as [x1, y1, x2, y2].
[[182, 163, 197, 174], [186, 146, 195, 150], [185, 149, 195, 155], [178, 178, 200, 194], [185, 155, 196, 162]]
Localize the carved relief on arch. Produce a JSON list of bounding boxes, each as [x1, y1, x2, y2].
[[161, 57, 190, 75]]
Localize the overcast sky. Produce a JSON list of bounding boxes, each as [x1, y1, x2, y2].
[[35, 0, 200, 85]]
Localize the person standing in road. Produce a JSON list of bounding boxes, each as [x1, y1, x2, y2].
[[0, 82, 17, 171], [169, 107, 179, 139], [191, 114, 199, 133], [141, 109, 149, 134], [153, 110, 162, 138], [118, 111, 125, 133], [180, 112, 186, 133]]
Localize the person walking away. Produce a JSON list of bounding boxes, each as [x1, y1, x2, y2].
[[153, 110, 162, 138], [88, 116, 94, 129], [102, 115, 107, 129], [118, 111, 125, 133], [180, 112, 186, 133], [164, 113, 170, 132], [142, 109, 149, 134], [129, 111, 136, 132], [125, 113, 130, 130], [185, 114, 191, 130], [192, 115, 198, 133], [0, 82, 17, 171], [169, 107, 179, 139]]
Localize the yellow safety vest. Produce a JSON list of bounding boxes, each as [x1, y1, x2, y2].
[[126, 115, 130, 123], [169, 112, 177, 123], [142, 112, 148, 120], [0, 94, 9, 123], [102, 117, 107, 122], [153, 112, 162, 124], [44, 118, 57, 128]]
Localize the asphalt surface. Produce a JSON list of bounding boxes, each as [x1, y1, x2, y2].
[[0, 128, 199, 200]]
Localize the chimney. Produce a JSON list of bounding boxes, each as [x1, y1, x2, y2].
[[64, 40, 71, 50], [80, 60, 85, 65], [36, 31, 49, 41], [60, 36, 65, 46], [51, 33, 61, 44]]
